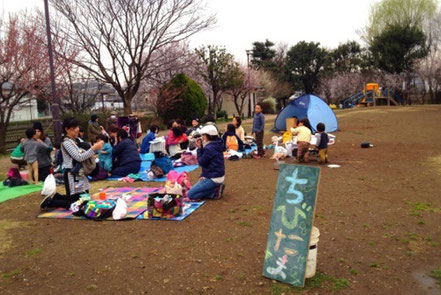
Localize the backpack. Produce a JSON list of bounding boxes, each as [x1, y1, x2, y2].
[[152, 155, 173, 175], [82, 200, 116, 220], [226, 135, 239, 151]]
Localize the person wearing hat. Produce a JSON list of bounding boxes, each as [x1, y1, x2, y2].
[[87, 114, 102, 144], [106, 111, 118, 130], [185, 117, 202, 136], [187, 125, 225, 200]]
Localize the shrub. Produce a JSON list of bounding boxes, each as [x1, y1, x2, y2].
[[260, 97, 277, 114], [216, 110, 228, 120], [158, 73, 207, 124]]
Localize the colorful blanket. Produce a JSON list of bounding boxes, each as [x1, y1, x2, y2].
[[37, 187, 204, 221], [0, 183, 43, 204]]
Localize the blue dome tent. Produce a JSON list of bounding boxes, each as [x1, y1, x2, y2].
[[272, 94, 338, 133]]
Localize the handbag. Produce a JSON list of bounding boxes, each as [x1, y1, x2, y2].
[[147, 193, 183, 219]]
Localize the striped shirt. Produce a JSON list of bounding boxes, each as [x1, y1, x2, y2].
[[61, 137, 95, 195]]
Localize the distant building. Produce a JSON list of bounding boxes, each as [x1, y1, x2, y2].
[[9, 99, 52, 122]]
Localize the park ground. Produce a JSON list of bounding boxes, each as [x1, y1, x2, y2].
[[0, 106, 441, 294]]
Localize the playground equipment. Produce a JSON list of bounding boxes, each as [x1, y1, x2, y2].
[[343, 83, 402, 108]]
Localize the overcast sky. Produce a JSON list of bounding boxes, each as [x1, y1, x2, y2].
[[2, 0, 380, 62]]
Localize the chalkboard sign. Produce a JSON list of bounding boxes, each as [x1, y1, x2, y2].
[[262, 164, 320, 287]]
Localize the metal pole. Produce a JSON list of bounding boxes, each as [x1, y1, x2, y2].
[[44, 0, 62, 145], [246, 50, 251, 118]]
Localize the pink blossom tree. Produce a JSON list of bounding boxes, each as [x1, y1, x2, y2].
[[0, 14, 74, 153]]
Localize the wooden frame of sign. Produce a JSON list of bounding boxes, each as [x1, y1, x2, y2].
[[262, 164, 320, 287]]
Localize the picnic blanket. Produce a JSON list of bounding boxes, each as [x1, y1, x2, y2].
[[0, 183, 43, 204], [37, 187, 205, 221], [107, 153, 199, 182]]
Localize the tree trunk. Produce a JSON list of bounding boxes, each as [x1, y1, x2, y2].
[[123, 95, 132, 115], [0, 122, 7, 154]]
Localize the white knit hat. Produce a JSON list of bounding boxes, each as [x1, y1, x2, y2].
[[199, 125, 218, 136]]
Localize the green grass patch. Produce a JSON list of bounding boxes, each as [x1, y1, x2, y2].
[[26, 248, 42, 256], [214, 274, 224, 281], [236, 221, 252, 227], [274, 271, 351, 293], [2, 269, 20, 278], [370, 263, 379, 268], [350, 268, 360, 275], [430, 267, 441, 286], [405, 202, 440, 217]]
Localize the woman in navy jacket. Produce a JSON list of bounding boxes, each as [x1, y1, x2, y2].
[[111, 129, 141, 177], [187, 125, 225, 200]]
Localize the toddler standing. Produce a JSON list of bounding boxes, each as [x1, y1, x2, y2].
[[315, 123, 329, 164], [21, 128, 48, 184]]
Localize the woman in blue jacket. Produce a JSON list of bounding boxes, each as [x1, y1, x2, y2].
[[111, 129, 141, 177], [140, 125, 159, 154], [187, 125, 225, 200]]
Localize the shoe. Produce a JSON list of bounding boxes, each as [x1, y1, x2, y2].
[[40, 193, 54, 211], [253, 154, 263, 159], [212, 184, 225, 200]]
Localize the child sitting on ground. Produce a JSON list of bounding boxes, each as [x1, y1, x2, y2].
[[96, 134, 113, 172], [10, 138, 26, 169], [222, 124, 244, 152], [21, 128, 48, 184], [315, 122, 329, 164], [291, 118, 312, 163]]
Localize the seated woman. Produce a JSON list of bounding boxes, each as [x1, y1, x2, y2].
[[165, 120, 188, 159], [140, 124, 159, 154], [96, 134, 113, 172], [232, 116, 245, 142], [187, 125, 225, 200], [111, 129, 141, 177], [40, 118, 104, 210], [222, 124, 244, 151]]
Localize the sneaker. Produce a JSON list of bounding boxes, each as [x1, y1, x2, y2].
[[40, 193, 54, 211], [212, 184, 225, 200]]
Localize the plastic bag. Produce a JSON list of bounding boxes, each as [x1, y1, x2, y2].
[[41, 174, 56, 196], [112, 198, 128, 220]]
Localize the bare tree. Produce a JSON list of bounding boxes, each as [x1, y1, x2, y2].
[[196, 45, 237, 115], [418, 8, 441, 104], [60, 69, 105, 114], [134, 42, 208, 115], [50, 0, 215, 115], [226, 64, 260, 117]]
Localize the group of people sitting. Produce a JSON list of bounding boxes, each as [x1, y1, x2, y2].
[[37, 114, 233, 210], [277, 116, 329, 164]]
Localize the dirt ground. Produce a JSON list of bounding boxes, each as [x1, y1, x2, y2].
[[0, 106, 441, 295]]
